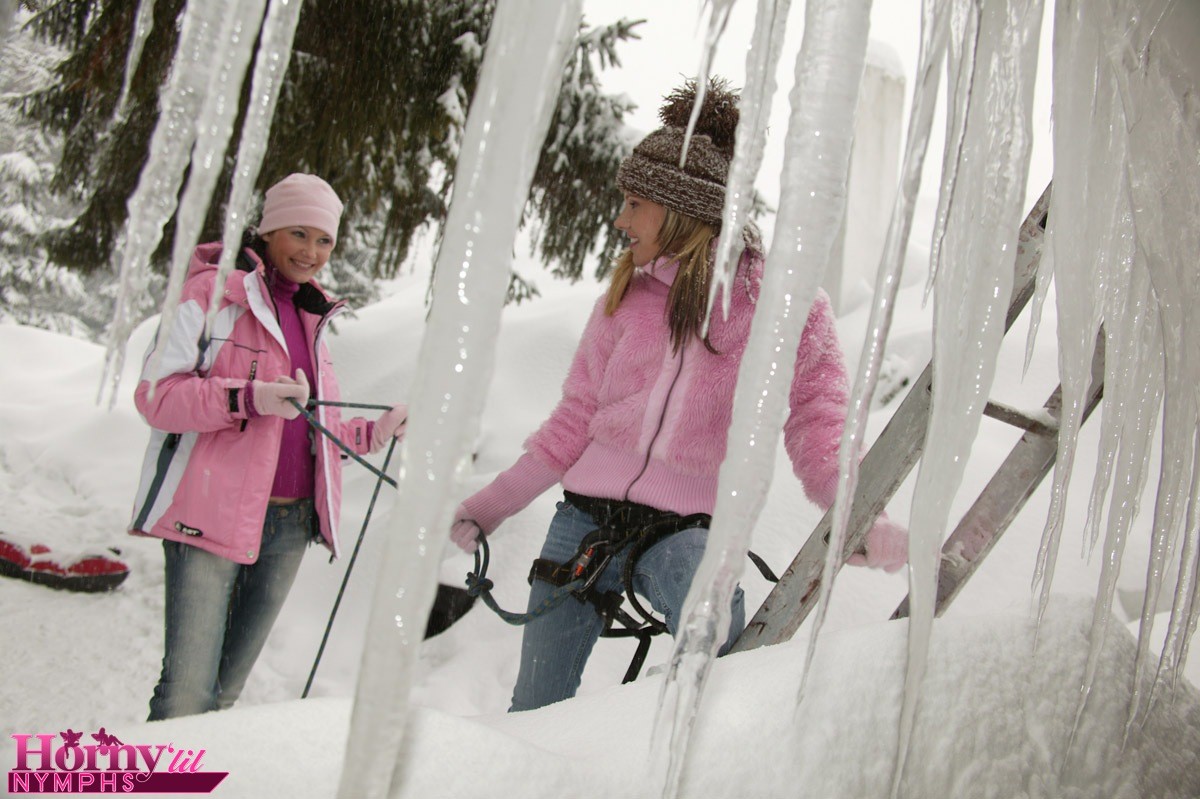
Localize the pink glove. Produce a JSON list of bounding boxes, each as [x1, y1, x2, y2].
[[250, 370, 309, 420], [370, 404, 408, 453], [847, 516, 908, 573], [449, 504, 483, 553]]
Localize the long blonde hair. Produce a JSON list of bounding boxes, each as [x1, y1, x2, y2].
[[605, 208, 718, 353]]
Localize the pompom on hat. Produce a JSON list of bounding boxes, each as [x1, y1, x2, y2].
[[616, 78, 740, 228], [258, 173, 344, 244]]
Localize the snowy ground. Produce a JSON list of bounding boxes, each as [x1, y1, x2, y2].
[[3, 4, 1197, 792], [2, 231, 1199, 796]]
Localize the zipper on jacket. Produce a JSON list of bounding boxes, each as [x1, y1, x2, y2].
[[133, 432, 181, 530], [310, 299, 347, 560], [623, 345, 686, 501], [309, 300, 346, 424]]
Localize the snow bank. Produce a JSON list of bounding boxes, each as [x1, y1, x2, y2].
[[27, 599, 1194, 799]]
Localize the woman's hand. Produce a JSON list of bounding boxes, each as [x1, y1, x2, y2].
[[370, 404, 408, 453], [847, 516, 908, 573], [449, 505, 484, 553], [250, 371, 310, 420]]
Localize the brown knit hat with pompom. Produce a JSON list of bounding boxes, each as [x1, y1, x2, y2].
[[616, 78, 739, 228]]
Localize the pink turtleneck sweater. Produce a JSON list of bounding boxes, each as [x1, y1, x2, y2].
[[246, 272, 317, 499]]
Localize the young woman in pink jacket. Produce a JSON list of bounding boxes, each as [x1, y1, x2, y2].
[[131, 174, 407, 720], [450, 82, 907, 712]]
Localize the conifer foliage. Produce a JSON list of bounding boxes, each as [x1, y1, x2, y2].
[[0, 10, 113, 336], [16, 0, 641, 292]]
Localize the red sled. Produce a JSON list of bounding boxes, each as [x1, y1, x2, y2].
[[0, 534, 129, 593]]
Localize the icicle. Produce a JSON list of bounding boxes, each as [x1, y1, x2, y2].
[[1069, 262, 1163, 749], [116, 0, 157, 117], [145, 0, 268, 387], [1020, 222, 1054, 378], [802, 0, 951, 701], [1031, 0, 1114, 630], [706, 0, 792, 330], [1125, 383, 1191, 741], [204, 0, 304, 336], [1080, 250, 1136, 556], [923, 0, 979, 303], [99, 0, 236, 406], [679, 0, 736, 167], [1105, 0, 1200, 734], [335, 4, 583, 798], [894, 1, 1043, 795], [647, 2, 872, 798], [1150, 445, 1200, 709]]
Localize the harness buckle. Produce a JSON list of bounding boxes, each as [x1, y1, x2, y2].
[[573, 548, 613, 596]]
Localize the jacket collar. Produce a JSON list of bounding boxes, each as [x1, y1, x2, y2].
[[638, 223, 765, 290], [644, 256, 680, 287], [189, 241, 337, 312]]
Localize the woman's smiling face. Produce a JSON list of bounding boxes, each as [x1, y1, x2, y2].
[[262, 226, 334, 284], [614, 193, 667, 267]]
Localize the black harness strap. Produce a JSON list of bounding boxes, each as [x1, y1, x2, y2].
[[525, 492, 710, 682], [470, 491, 782, 684]]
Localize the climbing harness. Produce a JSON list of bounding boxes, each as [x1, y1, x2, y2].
[[465, 491, 781, 683]]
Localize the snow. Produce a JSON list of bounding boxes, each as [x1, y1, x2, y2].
[[3, 249, 1199, 795], [3, 0, 1200, 796]]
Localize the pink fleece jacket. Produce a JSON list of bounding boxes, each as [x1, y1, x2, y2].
[[462, 234, 851, 534]]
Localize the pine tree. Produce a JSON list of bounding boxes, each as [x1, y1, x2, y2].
[[527, 18, 638, 283], [0, 10, 114, 336], [19, 0, 641, 294]]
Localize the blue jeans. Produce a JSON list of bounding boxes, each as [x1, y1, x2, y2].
[[510, 499, 745, 712], [148, 500, 316, 721]]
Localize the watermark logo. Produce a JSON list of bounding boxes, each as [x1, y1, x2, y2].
[[8, 727, 227, 794]]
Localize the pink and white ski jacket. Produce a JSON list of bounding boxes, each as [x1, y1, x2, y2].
[[462, 233, 851, 533], [129, 242, 371, 564]]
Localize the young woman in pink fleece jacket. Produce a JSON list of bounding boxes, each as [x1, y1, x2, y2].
[[450, 82, 907, 712], [131, 174, 407, 720]]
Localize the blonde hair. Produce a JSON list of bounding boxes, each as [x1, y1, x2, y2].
[[605, 208, 718, 353]]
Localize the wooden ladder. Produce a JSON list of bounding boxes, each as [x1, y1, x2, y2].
[[730, 183, 1105, 652]]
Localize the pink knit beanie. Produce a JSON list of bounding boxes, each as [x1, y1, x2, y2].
[[258, 173, 344, 244]]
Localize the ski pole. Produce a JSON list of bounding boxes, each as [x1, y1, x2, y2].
[[302, 434, 398, 698], [308, 399, 394, 412], [287, 399, 397, 489]]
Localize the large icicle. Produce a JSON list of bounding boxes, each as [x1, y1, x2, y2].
[[1127, 357, 1191, 739], [1031, 0, 1118, 628], [334, 3, 582, 798], [647, 2, 872, 798], [894, 1, 1043, 795], [805, 0, 950, 694], [1151, 434, 1200, 710], [1094, 0, 1200, 735], [707, 0, 793, 325], [204, 0, 304, 336], [144, 0, 268, 385], [99, 0, 235, 405], [1070, 262, 1162, 747]]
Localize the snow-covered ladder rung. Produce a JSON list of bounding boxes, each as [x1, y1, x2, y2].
[[982, 399, 1059, 436]]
